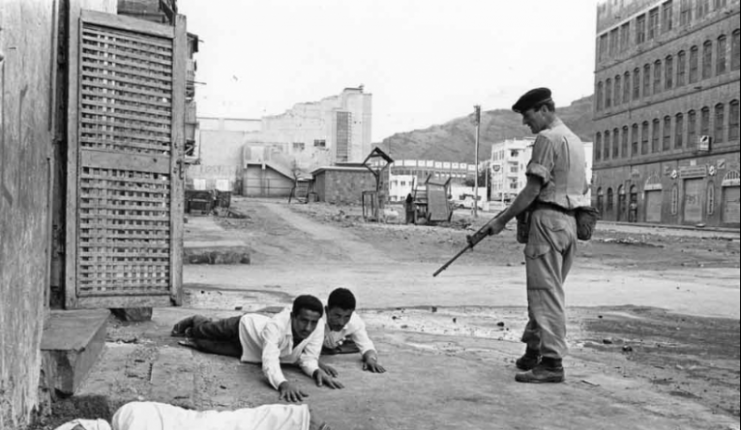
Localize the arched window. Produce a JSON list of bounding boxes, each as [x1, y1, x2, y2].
[[701, 106, 711, 138], [733, 30, 740, 71], [633, 67, 641, 99], [643, 64, 652, 96], [675, 113, 684, 148], [622, 126, 629, 158], [606, 78, 613, 108], [613, 128, 620, 158], [688, 110, 698, 148], [631, 123, 639, 157], [597, 187, 605, 213], [671, 184, 680, 215], [597, 81, 604, 111], [707, 181, 716, 215], [717, 35, 728, 75], [730, 100, 740, 142], [654, 60, 663, 94], [604, 130, 611, 160], [652, 118, 661, 152], [607, 188, 615, 211], [614, 75, 622, 106], [642, 121, 650, 155], [665, 55, 674, 89], [663, 116, 672, 151], [690, 45, 699, 83], [595, 132, 602, 160], [677, 50, 687, 86], [623, 71, 631, 103], [702, 40, 713, 79], [715, 103, 725, 143]]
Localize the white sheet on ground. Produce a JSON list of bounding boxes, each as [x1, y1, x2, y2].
[[111, 402, 310, 430], [54, 419, 112, 430]]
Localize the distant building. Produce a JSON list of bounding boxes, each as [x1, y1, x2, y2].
[[490, 139, 535, 201], [186, 117, 262, 192], [593, 0, 740, 226], [387, 159, 475, 202], [258, 87, 373, 170]]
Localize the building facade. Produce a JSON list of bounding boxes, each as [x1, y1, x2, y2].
[[186, 117, 262, 191], [594, 0, 740, 226], [259, 87, 373, 170]]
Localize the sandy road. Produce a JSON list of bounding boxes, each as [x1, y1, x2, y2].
[[176, 199, 741, 428]]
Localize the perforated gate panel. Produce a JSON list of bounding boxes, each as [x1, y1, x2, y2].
[[66, 10, 186, 309]]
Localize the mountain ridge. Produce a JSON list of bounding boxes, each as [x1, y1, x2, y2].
[[374, 95, 594, 163]]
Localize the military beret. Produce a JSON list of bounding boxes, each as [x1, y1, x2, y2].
[[512, 87, 553, 113]]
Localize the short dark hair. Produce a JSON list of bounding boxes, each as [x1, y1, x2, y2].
[[293, 295, 324, 317], [327, 288, 356, 311]]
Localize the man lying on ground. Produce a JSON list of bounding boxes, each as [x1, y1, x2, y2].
[[319, 288, 387, 377], [53, 401, 332, 430], [172, 295, 343, 402]]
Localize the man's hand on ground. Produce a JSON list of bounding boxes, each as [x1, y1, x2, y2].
[[313, 369, 344, 389], [318, 360, 338, 378], [363, 356, 386, 374], [278, 381, 308, 403]]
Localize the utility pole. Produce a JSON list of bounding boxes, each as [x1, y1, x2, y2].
[[473, 105, 481, 218]]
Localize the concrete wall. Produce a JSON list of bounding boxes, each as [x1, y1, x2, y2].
[[187, 123, 252, 191], [312, 169, 378, 204], [0, 0, 57, 426]]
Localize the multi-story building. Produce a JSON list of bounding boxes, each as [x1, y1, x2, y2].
[[593, 0, 740, 226], [490, 139, 535, 201], [259, 87, 373, 170]]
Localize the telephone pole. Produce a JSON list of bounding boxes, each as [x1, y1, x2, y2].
[[473, 105, 481, 218]]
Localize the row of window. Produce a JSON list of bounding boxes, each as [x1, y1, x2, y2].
[[594, 100, 740, 162], [596, 29, 740, 112], [598, 0, 731, 61]]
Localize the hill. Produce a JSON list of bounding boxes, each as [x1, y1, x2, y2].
[[375, 95, 594, 162]]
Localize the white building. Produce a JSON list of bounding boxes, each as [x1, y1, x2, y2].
[[490, 139, 535, 201]]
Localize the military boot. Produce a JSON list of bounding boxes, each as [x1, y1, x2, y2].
[[515, 348, 541, 371], [515, 358, 565, 383]]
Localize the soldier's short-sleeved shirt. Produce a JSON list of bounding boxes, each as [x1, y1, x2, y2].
[[525, 119, 590, 210]]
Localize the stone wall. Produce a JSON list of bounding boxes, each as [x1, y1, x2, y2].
[[0, 0, 56, 426], [314, 169, 378, 204]]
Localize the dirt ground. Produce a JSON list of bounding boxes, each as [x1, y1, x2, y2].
[[36, 197, 740, 430]]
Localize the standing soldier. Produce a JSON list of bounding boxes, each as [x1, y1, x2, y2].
[[469, 88, 589, 383]]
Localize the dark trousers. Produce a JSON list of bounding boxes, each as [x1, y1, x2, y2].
[[174, 315, 243, 358]]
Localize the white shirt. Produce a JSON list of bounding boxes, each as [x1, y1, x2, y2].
[[323, 312, 376, 355], [112, 401, 310, 430], [238, 310, 323, 390]]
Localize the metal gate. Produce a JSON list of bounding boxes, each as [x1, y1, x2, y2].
[[65, 10, 186, 309]]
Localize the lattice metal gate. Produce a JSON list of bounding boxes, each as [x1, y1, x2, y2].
[[65, 10, 186, 309]]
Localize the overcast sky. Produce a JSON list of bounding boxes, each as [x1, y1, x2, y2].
[[178, 0, 600, 141]]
